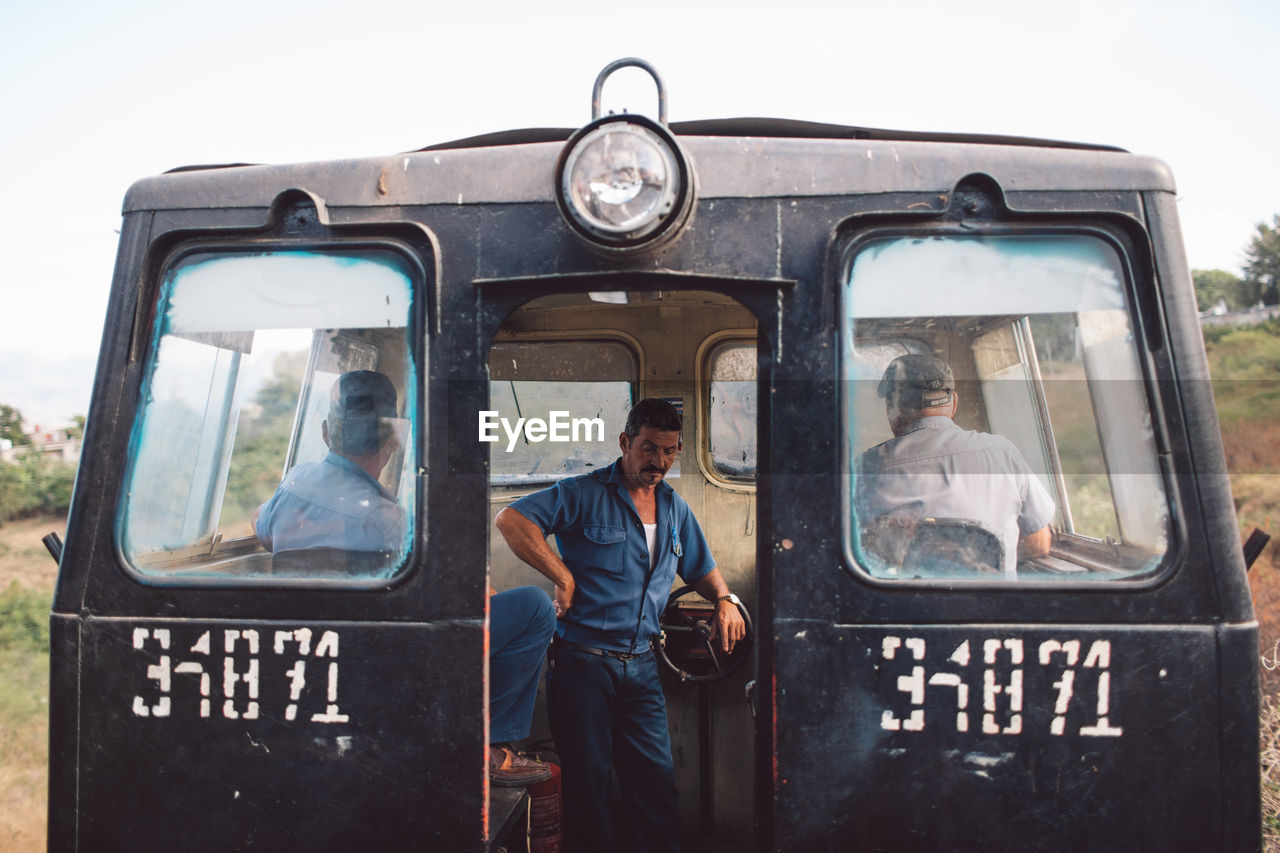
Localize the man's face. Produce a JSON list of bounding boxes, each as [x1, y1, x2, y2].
[[619, 426, 682, 487]]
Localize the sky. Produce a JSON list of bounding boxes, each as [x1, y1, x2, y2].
[[1, 0, 1276, 425]]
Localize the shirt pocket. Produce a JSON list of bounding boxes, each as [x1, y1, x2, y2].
[[580, 524, 627, 571]]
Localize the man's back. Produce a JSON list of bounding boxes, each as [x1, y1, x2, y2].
[[256, 452, 405, 553], [856, 416, 1055, 576]]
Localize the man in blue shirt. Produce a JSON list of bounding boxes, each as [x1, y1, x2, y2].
[[254, 370, 407, 562], [495, 398, 746, 852], [257, 370, 556, 786]]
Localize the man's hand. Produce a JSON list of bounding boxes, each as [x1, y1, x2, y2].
[[553, 579, 574, 619], [688, 568, 746, 654], [711, 599, 747, 655]]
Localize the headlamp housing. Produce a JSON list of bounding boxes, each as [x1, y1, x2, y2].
[[555, 113, 694, 252]]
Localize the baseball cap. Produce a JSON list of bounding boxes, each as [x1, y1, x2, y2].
[[876, 354, 954, 409], [330, 370, 398, 420], [329, 371, 398, 455]]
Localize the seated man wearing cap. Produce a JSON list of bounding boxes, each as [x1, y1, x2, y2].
[[855, 354, 1055, 579], [255, 369, 408, 562], [255, 370, 556, 786]]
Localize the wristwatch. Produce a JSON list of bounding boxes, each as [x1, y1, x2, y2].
[[717, 593, 741, 606]]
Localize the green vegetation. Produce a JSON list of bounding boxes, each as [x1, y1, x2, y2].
[[0, 582, 50, 654], [219, 352, 304, 528], [1205, 318, 1280, 429], [1195, 214, 1280, 312], [1244, 215, 1280, 307], [0, 404, 28, 447], [0, 450, 76, 525]]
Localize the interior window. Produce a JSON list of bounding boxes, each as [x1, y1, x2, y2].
[[705, 340, 758, 481], [843, 233, 1169, 583], [120, 249, 419, 582], [488, 340, 635, 487]]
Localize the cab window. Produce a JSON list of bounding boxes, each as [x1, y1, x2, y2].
[[119, 248, 419, 582], [487, 340, 635, 487], [843, 233, 1170, 582], [704, 339, 758, 482]]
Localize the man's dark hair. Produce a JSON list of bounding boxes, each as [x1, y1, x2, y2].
[[624, 398, 682, 438]]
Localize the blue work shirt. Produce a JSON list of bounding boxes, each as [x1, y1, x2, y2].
[[510, 459, 716, 653], [255, 452, 407, 553]]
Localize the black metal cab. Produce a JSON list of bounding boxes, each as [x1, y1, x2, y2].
[[50, 59, 1259, 851]]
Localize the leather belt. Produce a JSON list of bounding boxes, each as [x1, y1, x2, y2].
[[555, 639, 652, 662]]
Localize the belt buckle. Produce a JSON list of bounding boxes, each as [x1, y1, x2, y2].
[[615, 651, 636, 661]]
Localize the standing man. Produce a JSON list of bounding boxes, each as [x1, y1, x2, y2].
[[855, 354, 1055, 578], [494, 398, 746, 852]]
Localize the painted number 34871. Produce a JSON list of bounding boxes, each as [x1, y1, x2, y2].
[[879, 636, 1123, 738], [130, 626, 348, 724]]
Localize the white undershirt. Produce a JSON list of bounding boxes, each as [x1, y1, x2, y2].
[[643, 523, 658, 570]]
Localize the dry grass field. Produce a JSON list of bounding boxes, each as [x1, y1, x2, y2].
[[0, 514, 59, 852]]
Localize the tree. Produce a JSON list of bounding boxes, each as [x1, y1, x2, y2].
[[1193, 268, 1257, 313], [0, 404, 29, 446], [1243, 214, 1280, 307]]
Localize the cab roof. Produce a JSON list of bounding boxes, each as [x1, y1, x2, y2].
[[165, 117, 1124, 175], [413, 117, 1126, 155]]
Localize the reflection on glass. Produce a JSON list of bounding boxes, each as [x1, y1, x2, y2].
[[120, 250, 417, 582], [844, 234, 1169, 583]]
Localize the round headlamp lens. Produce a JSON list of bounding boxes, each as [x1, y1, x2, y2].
[[562, 121, 681, 242]]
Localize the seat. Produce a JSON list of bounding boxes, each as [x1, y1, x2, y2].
[[900, 517, 1004, 578], [269, 547, 397, 578]]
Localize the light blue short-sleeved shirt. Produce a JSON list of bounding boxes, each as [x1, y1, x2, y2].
[[510, 459, 716, 652], [255, 452, 406, 554], [855, 417, 1056, 577]]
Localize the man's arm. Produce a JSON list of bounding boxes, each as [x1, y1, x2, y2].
[[250, 505, 272, 551], [1017, 525, 1052, 560], [688, 568, 747, 655], [494, 507, 575, 618]]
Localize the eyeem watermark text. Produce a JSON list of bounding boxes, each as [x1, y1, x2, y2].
[[479, 411, 606, 452]]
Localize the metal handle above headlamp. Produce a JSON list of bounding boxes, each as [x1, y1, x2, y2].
[[556, 58, 695, 253]]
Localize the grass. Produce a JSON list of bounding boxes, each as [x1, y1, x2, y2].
[[0, 516, 57, 853]]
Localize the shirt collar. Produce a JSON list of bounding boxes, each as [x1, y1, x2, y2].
[[901, 415, 956, 436], [323, 451, 395, 499]]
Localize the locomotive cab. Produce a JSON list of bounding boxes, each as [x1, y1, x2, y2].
[[48, 59, 1259, 851]]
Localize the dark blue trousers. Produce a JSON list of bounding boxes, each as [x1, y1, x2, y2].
[[490, 587, 555, 743], [547, 646, 682, 853]]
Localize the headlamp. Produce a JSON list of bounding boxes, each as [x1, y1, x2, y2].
[[555, 59, 694, 252]]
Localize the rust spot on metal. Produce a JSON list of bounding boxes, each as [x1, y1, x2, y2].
[[377, 169, 389, 196]]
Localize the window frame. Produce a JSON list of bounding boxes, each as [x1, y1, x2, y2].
[[837, 223, 1180, 590], [114, 238, 427, 589], [695, 330, 759, 492]]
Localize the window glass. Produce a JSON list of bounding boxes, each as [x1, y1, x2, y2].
[[488, 341, 635, 487], [844, 234, 1169, 583], [706, 341, 757, 479], [121, 249, 418, 582]]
